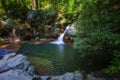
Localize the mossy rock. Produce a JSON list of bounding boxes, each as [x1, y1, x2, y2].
[[29, 57, 54, 75]]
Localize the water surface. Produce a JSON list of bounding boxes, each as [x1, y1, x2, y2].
[[18, 43, 80, 75]]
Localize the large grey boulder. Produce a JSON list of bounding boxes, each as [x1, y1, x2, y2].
[[0, 53, 35, 80], [0, 53, 30, 73], [0, 69, 33, 80]]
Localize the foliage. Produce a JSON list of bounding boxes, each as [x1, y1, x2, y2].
[[0, 0, 29, 22], [0, 0, 81, 38], [105, 51, 120, 74], [0, 18, 19, 38], [74, 0, 120, 73]]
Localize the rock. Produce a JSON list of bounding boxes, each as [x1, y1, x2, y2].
[[3, 53, 30, 70], [0, 49, 14, 57], [62, 72, 83, 80], [53, 76, 64, 80], [46, 76, 52, 80], [87, 74, 105, 80], [0, 69, 33, 80], [32, 75, 42, 80], [27, 66, 35, 74], [66, 26, 76, 35], [41, 76, 63, 80], [3, 52, 16, 60], [0, 53, 30, 73], [62, 72, 74, 80], [0, 60, 9, 73], [40, 72, 84, 80], [0, 53, 35, 80], [74, 72, 84, 80], [40, 76, 49, 80]]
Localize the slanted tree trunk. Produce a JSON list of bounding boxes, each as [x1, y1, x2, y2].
[[33, 0, 38, 10]]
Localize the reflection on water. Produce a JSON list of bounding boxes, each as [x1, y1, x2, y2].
[[18, 43, 80, 75], [57, 44, 64, 53]]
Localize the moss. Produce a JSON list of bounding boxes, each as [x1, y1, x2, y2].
[[29, 57, 54, 75]]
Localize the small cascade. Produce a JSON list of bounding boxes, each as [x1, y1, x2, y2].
[[50, 26, 70, 44]]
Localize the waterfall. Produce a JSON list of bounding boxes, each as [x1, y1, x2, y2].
[[50, 26, 70, 44]]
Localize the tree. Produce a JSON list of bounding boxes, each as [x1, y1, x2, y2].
[[74, 0, 120, 73]]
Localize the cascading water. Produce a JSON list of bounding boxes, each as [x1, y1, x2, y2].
[[50, 26, 70, 44]]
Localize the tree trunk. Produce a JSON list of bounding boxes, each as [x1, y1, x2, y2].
[[33, 0, 38, 10]]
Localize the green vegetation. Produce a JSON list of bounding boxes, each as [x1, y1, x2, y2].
[[74, 0, 120, 74], [0, 0, 120, 76], [0, 0, 80, 39]]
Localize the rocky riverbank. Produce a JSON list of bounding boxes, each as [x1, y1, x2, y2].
[[0, 52, 112, 80]]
